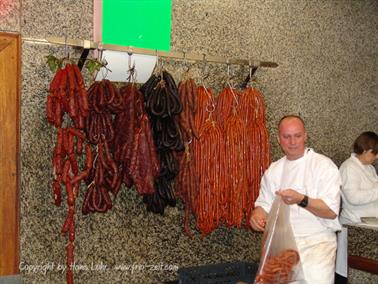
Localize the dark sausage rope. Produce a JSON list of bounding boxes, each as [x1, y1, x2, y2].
[[140, 70, 184, 214]]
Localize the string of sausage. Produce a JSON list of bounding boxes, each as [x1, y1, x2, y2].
[[82, 138, 118, 214], [223, 111, 248, 228], [194, 86, 215, 129], [239, 86, 271, 226], [141, 71, 184, 214], [112, 84, 139, 188], [175, 84, 213, 237], [85, 79, 124, 145], [177, 78, 198, 141], [176, 83, 271, 236], [192, 118, 223, 237], [129, 113, 160, 195], [83, 79, 122, 214], [47, 63, 92, 284], [255, 249, 300, 284], [60, 133, 92, 284], [175, 144, 196, 238], [46, 64, 89, 129], [215, 86, 240, 127], [112, 84, 160, 196], [193, 86, 221, 236]]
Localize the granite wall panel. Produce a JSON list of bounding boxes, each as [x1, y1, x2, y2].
[[0, 0, 20, 32]]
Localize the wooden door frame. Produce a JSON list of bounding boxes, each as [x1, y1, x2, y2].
[[0, 32, 21, 280]]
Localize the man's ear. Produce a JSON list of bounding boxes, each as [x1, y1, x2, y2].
[[304, 131, 308, 143]]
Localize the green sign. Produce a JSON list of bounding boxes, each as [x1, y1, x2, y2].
[[102, 0, 172, 51]]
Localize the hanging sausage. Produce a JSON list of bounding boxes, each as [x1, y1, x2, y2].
[[82, 79, 122, 214], [175, 77, 271, 236], [239, 86, 271, 225], [140, 70, 184, 214], [176, 83, 220, 237], [46, 61, 92, 284], [111, 83, 160, 196], [45, 51, 273, 284]]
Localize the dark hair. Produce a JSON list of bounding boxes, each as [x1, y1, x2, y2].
[[278, 115, 305, 128], [353, 131, 378, 154]]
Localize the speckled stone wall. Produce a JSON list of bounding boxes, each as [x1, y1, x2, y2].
[[0, 0, 377, 283], [0, 0, 20, 32], [172, 0, 378, 165]]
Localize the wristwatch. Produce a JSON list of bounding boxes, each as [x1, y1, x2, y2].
[[298, 195, 309, 208]]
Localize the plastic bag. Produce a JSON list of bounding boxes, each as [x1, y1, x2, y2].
[[254, 195, 304, 284]]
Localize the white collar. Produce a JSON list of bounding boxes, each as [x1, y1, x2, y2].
[[350, 153, 368, 169], [285, 147, 312, 163]]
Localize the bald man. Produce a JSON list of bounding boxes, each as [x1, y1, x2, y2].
[[250, 115, 341, 284]]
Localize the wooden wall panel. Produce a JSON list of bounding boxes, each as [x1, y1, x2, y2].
[[0, 33, 20, 276]]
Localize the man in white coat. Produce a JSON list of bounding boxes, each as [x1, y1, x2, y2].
[[250, 115, 341, 284]]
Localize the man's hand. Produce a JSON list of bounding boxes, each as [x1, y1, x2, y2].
[[276, 188, 337, 219], [276, 189, 304, 205], [249, 206, 267, 231]]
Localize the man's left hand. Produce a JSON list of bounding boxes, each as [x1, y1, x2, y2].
[[276, 189, 304, 205]]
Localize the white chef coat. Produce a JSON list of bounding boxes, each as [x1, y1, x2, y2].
[[255, 148, 341, 284], [339, 154, 378, 224], [336, 153, 378, 277]]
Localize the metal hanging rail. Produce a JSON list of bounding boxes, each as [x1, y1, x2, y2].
[[23, 36, 279, 68]]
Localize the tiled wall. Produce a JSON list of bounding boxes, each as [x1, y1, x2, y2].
[[1, 0, 377, 283]]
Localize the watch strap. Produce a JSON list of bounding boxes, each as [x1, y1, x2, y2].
[[298, 195, 309, 208]]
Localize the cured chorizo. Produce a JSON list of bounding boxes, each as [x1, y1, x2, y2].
[[255, 249, 300, 283]]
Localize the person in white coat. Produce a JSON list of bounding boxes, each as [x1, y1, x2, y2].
[[335, 131, 378, 282], [250, 115, 342, 284]]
